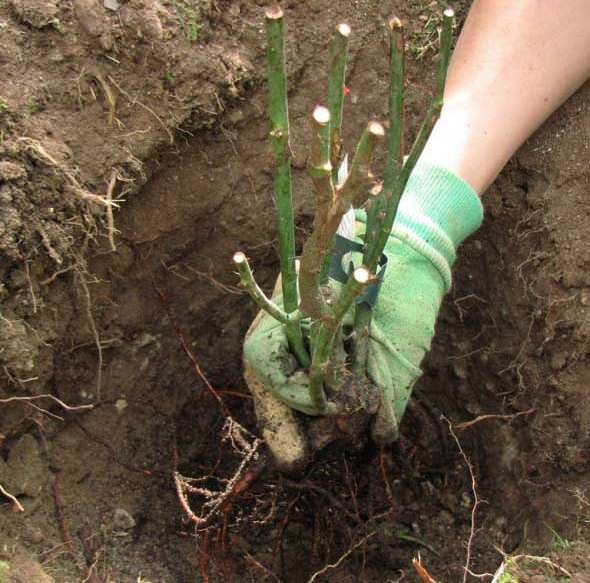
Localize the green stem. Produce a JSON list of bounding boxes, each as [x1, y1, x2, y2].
[[233, 252, 299, 325], [265, 7, 308, 366], [353, 11, 454, 374], [364, 9, 454, 273], [352, 186, 386, 373], [309, 266, 371, 413], [327, 22, 351, 181], [437, 9, 454, 101], [353, 17, 405, 374], [382, 17, 405, 196], [299, 106, 334, 322]]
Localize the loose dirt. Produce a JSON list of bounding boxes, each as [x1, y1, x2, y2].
[[1, 1, 589, 582]]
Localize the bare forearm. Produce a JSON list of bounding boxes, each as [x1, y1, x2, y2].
[[421, 0, 590, 194]]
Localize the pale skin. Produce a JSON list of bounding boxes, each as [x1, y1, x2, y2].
[[421, 0, 590, 195]]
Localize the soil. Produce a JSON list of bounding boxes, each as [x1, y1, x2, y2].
[[1, 0, 589, 582]]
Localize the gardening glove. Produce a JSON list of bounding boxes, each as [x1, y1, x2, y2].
[[243, 162, 483, 445], [360, 162, 483, 442]]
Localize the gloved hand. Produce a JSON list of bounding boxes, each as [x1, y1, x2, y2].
[[243, 162, 483, 450]]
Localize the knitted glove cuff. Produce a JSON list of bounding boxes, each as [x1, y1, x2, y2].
[[392, 162, 484, 291]]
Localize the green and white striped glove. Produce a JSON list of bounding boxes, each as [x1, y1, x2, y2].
[[363, 162, 483, 443], [243, 162, 483, 444]]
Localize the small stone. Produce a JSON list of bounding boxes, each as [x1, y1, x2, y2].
[[103, 0, 119, 10], [550, 351, 568, 371], [114, 399, 127, 414], [452, 361, 468, 380], [49, 50, 65, 63], [227, 109, 244, 125], [0, 161, 26, 182], [24, 524, 44, 544], [0, 434, 47, 498], [113, 508, 136, 532]]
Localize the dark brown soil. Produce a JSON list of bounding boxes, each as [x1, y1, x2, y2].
[[1, 1, 589, 582]]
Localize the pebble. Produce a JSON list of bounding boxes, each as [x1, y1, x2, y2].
[[113, 508, 136, 532], [0, 434, 47, 498], [550, 351, 568, 371], [452, 361, 468, 380], [0, 161, 26, 182], [24, 524, 44, 544], [103, 0, 119, 10]]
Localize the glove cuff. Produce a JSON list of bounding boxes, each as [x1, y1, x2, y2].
[[393, 162, 483, 290]]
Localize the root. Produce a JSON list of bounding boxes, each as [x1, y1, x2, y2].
[[455, 407, 535, 430], [174, 418, 263, 527], [75, 268, 103, 401], [0, 483, 24, 513], [443, 416, 482, 583], [24, 260, 38, 313], [105, 169, 119, 252], [19, 137, 117, 208], [77, 67, 118, 127], [307, 531, 376, 583], [0, 394, 93, 412], [156, 283, 266, 531], [108, 75, 174, 144], [36, 222, 63, 265], [412, 556, 439, 583]]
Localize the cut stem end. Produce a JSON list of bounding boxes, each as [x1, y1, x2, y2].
[[313, 105, 331, 126], [265, 5, 283, 20]]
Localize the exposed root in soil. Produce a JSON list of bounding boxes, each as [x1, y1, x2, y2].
[[444, 416, 481, 583], [307, 531, 377, 583], [0, 483, 24, 513], [18, 137, 116, 209], [156, 282, 266, 530]]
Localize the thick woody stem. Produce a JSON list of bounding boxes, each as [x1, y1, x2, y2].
[[233, 252, 299, 325], [300, 113, 383, 323], [309, 266, 371, 413], [309, 105, 333, 211], [327, 22, 351, 180], [299, 106, 335, 321], [340, 121, 385, 208], [265, 6, 308, 365]]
